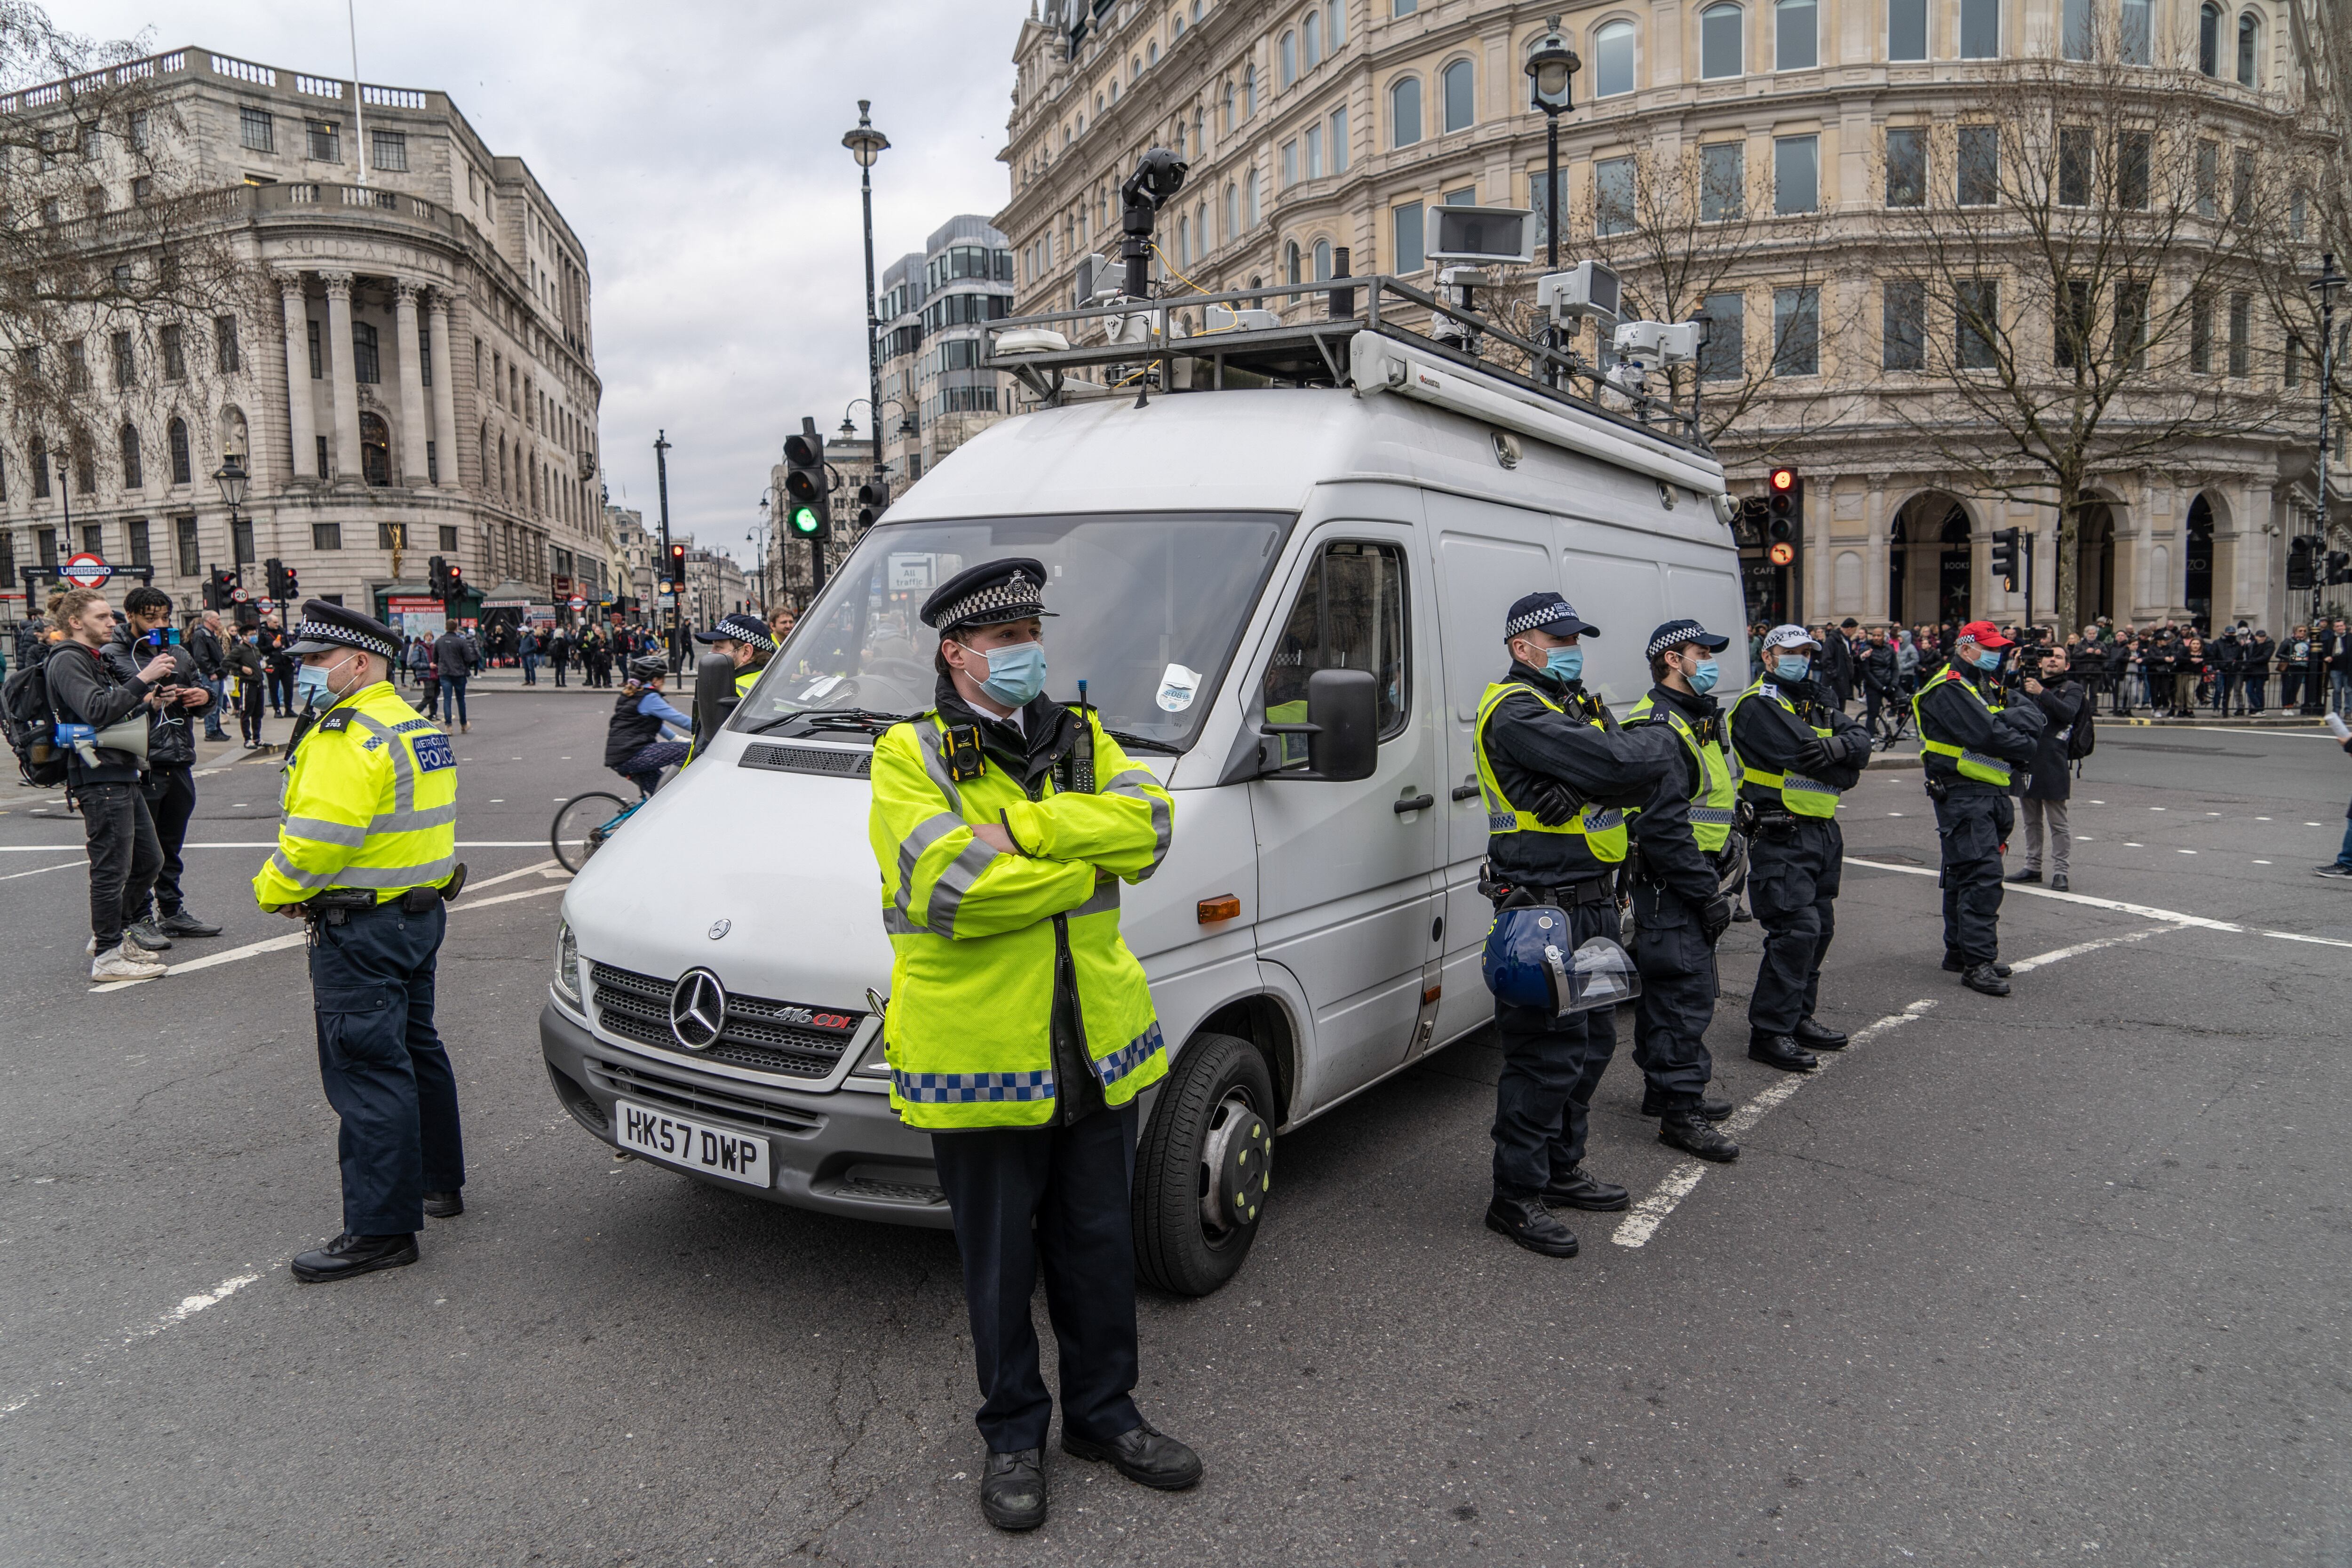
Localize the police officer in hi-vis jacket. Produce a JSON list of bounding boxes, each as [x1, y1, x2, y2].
[[867, 557, 1199, 1533]]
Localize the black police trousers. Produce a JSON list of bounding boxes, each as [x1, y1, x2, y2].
[[931, 1101, 1144, 1455], [310, 898, 464, 1236], [1631, 883, 1715, 1112], [1933, 788, 2011, 966], [1491, 898, 1621, 1198], [1747, 818, 1842, 1037]]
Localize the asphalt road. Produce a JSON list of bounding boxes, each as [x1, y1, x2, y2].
[[2, 689, 2347, 1567]]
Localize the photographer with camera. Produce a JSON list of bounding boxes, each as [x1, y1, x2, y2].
[[44, 587, 181, 981], [104, 586, 222, 949], [2005, 644, 2085, 892]]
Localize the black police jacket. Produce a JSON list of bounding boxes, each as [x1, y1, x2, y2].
[[1727, 674, 1868, 808], [1480, 661, 1674, 887], [1917, 667, 2046, 790]]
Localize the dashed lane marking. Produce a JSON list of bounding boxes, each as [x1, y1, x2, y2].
[[1843, 856, 2352, 949]]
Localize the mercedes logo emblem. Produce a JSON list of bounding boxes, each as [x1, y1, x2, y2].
[[668, 968, 728, 1051], [708, 918, 731, 939]]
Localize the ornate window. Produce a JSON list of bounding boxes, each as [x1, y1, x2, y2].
[[1700, 4, 1744, 78], [1390, 75, 1422, 146], [1775, 0, 1817, 69], [1441, 59, 1474, 131], [1594, 20, 1636, 96]]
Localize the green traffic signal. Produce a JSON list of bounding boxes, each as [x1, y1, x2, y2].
[[789, 504, 821, 536]]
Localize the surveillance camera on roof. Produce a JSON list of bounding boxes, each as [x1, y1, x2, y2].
[[1537, 262, 1621, 325], [1423, 205, 1535, 266], [1611, 319, 1701, 367]]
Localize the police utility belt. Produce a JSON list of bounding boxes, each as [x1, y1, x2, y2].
[[302, 862, 469, 925], [1478, 863, 1612, 908]]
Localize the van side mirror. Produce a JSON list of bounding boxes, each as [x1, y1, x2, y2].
[[693, 652, 738, 747], [1260, 667, 1378, 782]]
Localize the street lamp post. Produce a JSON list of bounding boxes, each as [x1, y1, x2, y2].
[[1524, 19, 1580, 384], [2312, 252, 2345, 645], [842, 103, 891, 512], [654, 430, 678, 670], [213, 456, 248, 622]]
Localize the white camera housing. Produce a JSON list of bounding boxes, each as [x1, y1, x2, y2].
[[1424, 205, 1536, 266], [1536, 261, 1621, 325], [1610, 319, 1701, 366]]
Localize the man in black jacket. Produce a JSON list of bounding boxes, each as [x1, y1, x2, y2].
[[2004, 645, 2083, 891], [46, 587, 180, 981], [1915, 621, 2048, 995], [2243, 629, 2273, 715], [187, 609, 229, 741], [1858, 626, 1899, 744], [1474, 592, 1675, 1258], [105, 587, 223, 947], [1727, 626, 1872, 1070], [433, 625, 476, 733]]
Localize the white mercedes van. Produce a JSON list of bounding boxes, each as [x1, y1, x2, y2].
[[540, 302, 1748, 1295]]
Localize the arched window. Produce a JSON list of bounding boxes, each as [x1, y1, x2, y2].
[[1246, 167, 1261, 225], [1327, 0, 1346, 48], [1281, 30, 1297, 86], [1195, 107, 1206, 151], [2236, 11, 2258, 84], [1197, 199, 1209, 252], [1225, 181, 1239, 237], [1700, 3, 1744, 78], [119, 423, 143, 489], [1391, 75, 1422, 145], [499, 439, 509, 500], [2120, 0, 2151, 63], [1243, 64, 1256, 116], [1147, 40, 1158, 66], [1224, 80, 1236, 131], [167, 416, 191, 485], [1285, 239, 1303, 302], [1303, 9, 1322, 68], [359, 411, 391, 488], [1175, 118, 1186, 157], [1313, 238, 1333, 280], [1109, 79, 1119, 102], [1173, 12, 1184, 37], [1177, 214, 1191, 265], [1442, 58, 1474, 130], [1775, 0, 1817, 69], [1132, 54, 1142, 80], [1595, 19, 1636, 96], [2199, 1, 2222, 72]]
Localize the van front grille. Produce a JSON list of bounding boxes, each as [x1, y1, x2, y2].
[[588, 961, 861, 1080]]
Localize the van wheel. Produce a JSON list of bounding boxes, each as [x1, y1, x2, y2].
[[1133, 1032, 1275, 1297]]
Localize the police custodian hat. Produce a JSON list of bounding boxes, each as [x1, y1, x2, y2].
[[286, 598, 401, 660], [920, 557, 1058, 634], [1644, 619, 1730, 659], [1503, 590, 1600, 640], [692, 612, 777, 652]]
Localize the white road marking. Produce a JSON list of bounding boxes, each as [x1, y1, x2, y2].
[[1613, 925, 2175, 1250], [136, 1272, 262, 1342], [1843, 856, 2352, 949], [0, 860, 83, 881]]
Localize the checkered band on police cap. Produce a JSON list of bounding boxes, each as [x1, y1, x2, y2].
[[1502, 591, 1599, 640], [920, 557, 1058, 632], [1760, 623, 1820, 653], [695, 612, 776, 652], [1644, 619, 1729, 659], [286, 599, 400, 660]]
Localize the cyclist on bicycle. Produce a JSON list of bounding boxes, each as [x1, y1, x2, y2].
[[604, 654, 692, 797]]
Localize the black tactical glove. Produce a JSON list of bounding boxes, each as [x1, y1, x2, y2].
[[1838, 729, 1875, 767], [1796, 735, 1838, 776], [1699, 894, 1733, 946], [1527, 778, 1581, 828]]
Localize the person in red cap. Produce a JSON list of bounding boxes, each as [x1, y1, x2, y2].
[[1911, 621, 2048, 995]]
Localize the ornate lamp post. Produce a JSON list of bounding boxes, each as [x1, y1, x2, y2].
[[842, 103, 891, 501], [1523, 19, 1581, 273]]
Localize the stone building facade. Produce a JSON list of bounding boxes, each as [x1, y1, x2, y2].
[[0, 47, 605, 629], [994, 0, 2347, 631]]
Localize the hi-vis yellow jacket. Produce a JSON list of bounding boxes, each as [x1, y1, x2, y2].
[[253, 681, 457, 909], [869, 706, 1174, 1130]]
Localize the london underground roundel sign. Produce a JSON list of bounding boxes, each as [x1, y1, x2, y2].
[[62, 552, 113, 588]]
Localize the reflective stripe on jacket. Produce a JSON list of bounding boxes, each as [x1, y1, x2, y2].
[[868, 706, 1174, 1130], [1472, 681, 1629, 862], [1913, 666, 2013, 786], [252, 681, 458, 907], [1728, 677, 1839, 818], [1624, 692, 1737, 852]]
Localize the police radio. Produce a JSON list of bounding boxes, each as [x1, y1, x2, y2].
[[1059, 678, 1097, 795]]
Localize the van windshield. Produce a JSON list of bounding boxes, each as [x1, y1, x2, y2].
[[733, 511, 1293, 751]]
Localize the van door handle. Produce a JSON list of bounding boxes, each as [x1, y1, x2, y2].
[[1449, 783, 1482, 801], [1393, 793, 1435, 814]]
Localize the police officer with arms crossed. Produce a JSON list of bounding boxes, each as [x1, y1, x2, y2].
[[1913, 619, 2046, 996], [1624, 621, 1741, 1162], [868, 558, 1198, 1532], [1728, 626, 1873, 1072], [253, 601, 468, 1283], [1473, 592, 1674, 1258]]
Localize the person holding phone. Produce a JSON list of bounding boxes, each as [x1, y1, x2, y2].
[[104, 587, 222, 948]]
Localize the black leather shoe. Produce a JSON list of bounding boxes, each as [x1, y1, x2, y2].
[[155, 908, 222, 938], [422, 1190, 464, 1218], [1748, 1035, 1820, 1073], [1943, 952, 2012, 976], [1962, 963, 2011, 997], [1639, 1090, 1734, 1121], [1659, 1112, 1740, 1162], [291, 1232, 418, 1283], [2005, 867, 2041, 884], [1485, 1195, 1580, 1257], [1061, 1419, 1203, 1490], [2050, 874, 2069, 891], [1541, 1165, 1629, 1211], [1792, 1017, 1848, 1050], [979, 1449, 1047, 1531]]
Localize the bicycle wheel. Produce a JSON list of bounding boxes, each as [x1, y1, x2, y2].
[[552, 792, 629, 873]]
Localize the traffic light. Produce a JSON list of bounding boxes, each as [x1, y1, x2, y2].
[[853, 477, 890, 529], [1764, 466, 1802, 544], [2330, 550, 2352, 586], [427, 555, 464, 602], [782, 416, 830, 541], [1990, 527, 2021, 591], [2289, 535, 2318, 591], [205, 566, 240, 611], [264, 557, 295, 604], [667, 541, 687, 590], [280, 562, 298, 601]]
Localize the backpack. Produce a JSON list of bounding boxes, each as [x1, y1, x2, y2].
[[2063, 695, 2096, 764], [2, 645, 67, 788]]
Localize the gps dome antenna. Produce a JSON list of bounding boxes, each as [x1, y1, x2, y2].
[[1119, 147, 1189, 300]]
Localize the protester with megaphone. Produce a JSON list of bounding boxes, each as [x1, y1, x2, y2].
[[44, 586, 178, 981]]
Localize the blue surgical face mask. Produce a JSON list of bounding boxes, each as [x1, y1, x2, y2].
[[1544, 645, 1583, 684], [966, 639, 1047, 708], [1975, 647, 2003, 671], [294, 665, 333, 708], [1690, 658, 1721, 695], [1774, 654, 1810, 683]]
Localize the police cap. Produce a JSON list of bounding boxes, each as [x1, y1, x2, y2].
[[920, 557, 1057, 634], [692, 612, 777, 652], [1644, 618, 1730, 659], [286, 598, 401, 660], [1503, 591, 1600, 641]]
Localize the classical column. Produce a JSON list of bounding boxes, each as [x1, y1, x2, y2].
[[428, 290, 461, 492], [278, 272, 318, 484], [319, 270, 363, 485], [392, 281, 431, 488]]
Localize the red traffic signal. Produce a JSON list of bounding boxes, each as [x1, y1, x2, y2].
[[1769, 467, 1796, 493], [1764, 466, 1803, 543]]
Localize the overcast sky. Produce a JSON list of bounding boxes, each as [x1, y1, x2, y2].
[[71, 0, 1030, 573]]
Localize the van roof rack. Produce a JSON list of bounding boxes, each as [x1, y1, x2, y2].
[[983, 272, 1714, 454]]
